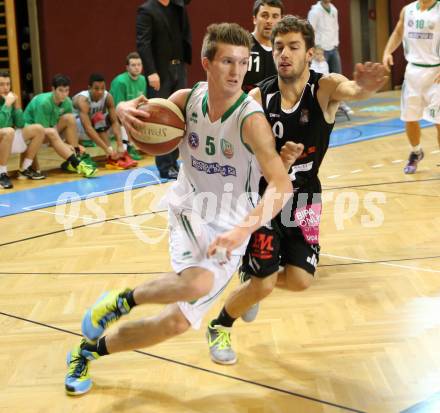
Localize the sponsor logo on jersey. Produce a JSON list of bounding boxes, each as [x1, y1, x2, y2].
[[408, 32, 433, 39], [221, 138, 234, 159], [188, 132, 199, 149], [269, 113, 280, 118], [299, 109, 309, 125], [408, 19, 414, 27], [190, 111, 198, 124], [289, 161, 313, 180], [428, 20, 435, 30], [191, 155, 237, 177]]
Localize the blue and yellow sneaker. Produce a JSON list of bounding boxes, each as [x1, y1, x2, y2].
[[82, 289, 132, 342], [65, 339, 100, 396]]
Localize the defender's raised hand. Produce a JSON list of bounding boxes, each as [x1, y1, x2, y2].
[[353, 62, 388, 93]]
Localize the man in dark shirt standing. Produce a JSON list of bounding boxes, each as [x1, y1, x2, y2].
[[242, 0, 283, 93], [136, 0, 192, 179]]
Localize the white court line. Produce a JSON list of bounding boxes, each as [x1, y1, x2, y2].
[[327, 175, 340, 179], [350, 169, 362, 174], [392, 159, 403, 163], [322, 252, 440, 274], [431, 150, 440, 154], [371, 164, 383, 168], [0, 204, 10, 208], [21, 180, 160, 211], [31, 208, 169, 232]]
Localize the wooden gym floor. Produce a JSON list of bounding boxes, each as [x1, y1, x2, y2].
[[0, 93, 439, 412]]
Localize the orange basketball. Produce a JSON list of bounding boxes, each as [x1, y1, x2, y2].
[[131, 98, 186, 155]]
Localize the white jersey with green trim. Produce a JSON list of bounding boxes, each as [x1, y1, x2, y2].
[[167, 82, 264, 236], [403, 1, 440, 65], [73, 90, 109, 116]]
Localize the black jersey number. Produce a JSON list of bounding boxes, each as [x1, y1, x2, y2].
[[272, 121, 284, 139], [248, 55, 261, 73]]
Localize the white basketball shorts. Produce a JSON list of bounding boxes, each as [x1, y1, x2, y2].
[[401, 64, 440, 123], [168, 208, 241, 329]]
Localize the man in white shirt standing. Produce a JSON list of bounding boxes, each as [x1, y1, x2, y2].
[[308, 0, 353, 114]]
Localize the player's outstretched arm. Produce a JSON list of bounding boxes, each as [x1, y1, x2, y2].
[[324, 62, 388, 104]]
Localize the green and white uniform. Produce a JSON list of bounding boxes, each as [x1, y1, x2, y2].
[[109, 72, 146, 106], [73, 90, 110, 139], [168, 82, 264, 329], [401, 1, 440, 123], [0, 96, 27, 154], [24, 92, 73, 127], [110, 72, 147, 140]]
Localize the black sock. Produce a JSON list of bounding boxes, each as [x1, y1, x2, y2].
[[82, 337, 109, 356], [68, 154, 80, 167], [212, 307, 236, 328], [96, 337, 109, 356], [123, 289, 137, 309]]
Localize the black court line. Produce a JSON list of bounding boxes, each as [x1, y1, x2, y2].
[[320, 255, 440, 268], [0, 310, 365, 413], [323, 177, 440, 191], [2, 255, 439, 275], [0, 209, 168, 248]]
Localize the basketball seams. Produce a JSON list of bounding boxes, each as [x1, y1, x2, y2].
[[147, 98, 185, 122]]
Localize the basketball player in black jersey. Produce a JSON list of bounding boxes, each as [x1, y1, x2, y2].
[[242, 0, 283, 93], [207, 15, 388, 365]]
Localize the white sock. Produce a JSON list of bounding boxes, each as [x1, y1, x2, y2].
[[21, 158, 33, 171], [122, 140, 128, 151], [412, 144, 421, 153], [0, 165, 7, 174]]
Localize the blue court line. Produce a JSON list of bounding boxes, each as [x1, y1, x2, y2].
[[401, 391, 440, 413], [0, 165, 166, 218], [330, 118, 432, 148], [0, 117, 435, 218]]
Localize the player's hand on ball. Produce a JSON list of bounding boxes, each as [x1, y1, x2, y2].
[[116, 95, 150, 139], [280, 142, 304, 169]]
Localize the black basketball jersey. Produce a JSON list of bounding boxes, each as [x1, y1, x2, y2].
[[242, 35, 277, 93], [258, 70, 334, 206]]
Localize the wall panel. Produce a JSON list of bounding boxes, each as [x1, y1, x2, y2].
[[37, 0, 353, 94]]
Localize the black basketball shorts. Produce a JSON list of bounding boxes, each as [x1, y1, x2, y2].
[[241, 222, 320, 278]]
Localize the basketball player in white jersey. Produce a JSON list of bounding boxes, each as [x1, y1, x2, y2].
[[73, 73, 136, 169], [383, 0, 440, 173], [64, 22, 302, 396]]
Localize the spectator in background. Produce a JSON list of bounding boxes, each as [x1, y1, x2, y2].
[[74, 73, 136, 170], [24, 74, 97, 178], [0, 71, 47, 188], [308, 0, 353, 114], [136, 0, 192, 180], [110, 52, 146, 162], [242, 0, 283, 93]]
